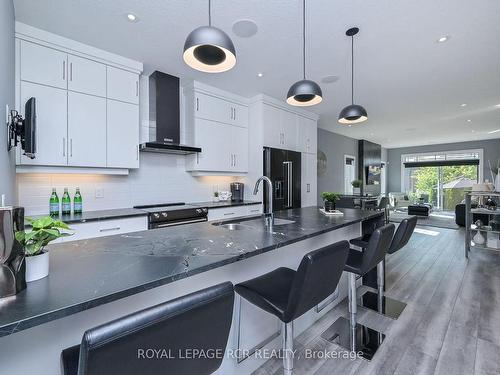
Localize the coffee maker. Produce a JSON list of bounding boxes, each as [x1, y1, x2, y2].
[[230, 182, 244, 202], [1, 206, 26, 298]]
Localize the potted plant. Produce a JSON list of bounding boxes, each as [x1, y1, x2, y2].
[[15, 216, 72, 282], [351, 180, 362, 195], [321, 192, 341, 212]]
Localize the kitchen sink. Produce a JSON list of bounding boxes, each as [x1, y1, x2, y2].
[[212, 223, 251, 231], [271, 218, 295, 225]]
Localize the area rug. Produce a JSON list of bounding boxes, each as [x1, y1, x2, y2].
[[389, 211, 460, 230]]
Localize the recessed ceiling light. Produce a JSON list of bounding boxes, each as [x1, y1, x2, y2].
[[495, 104, 500, 107], [257, 72, 263, 77], [488, 129, 500, 134], [348, 125, 352, 127], [126, 13, 138, 22], [467, 119, 472, 122], [460, 103, 467, 107], [471, 130, 475, 133], [437, 35, 450, 43], [232, 19, 258, 38]]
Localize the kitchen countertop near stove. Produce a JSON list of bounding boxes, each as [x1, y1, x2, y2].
[[26, 208, 148, 225], [3, 207, 383, 337], [191, 200, 261, 209]]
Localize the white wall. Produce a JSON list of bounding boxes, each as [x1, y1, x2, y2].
[[0, 0, 15, 204], [17, 153, 245, 215]]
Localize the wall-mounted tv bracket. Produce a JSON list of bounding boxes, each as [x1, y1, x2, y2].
[[7, 110, 34, 159]]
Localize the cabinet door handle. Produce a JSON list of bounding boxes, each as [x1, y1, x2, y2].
[[234, 107, 236, 120], [234, 154, 236, 167], [230, 154, 233, 167], [136, 81, 139, 97], [136, 145, 139, 160], [70, 139, 73, 157], [62, 137, 66, 157], [196, 98, 199, 111], [307, 183, 310, 193], [224, 212, 235, 216], [70, 62, 73, 81], [99, 226, 121, 232], [62, 60, 66, 80]]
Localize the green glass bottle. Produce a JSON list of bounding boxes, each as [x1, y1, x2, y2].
[[49, 188, 59, 216], [73, 187, 83, 214], [62, 188, 71, 215]]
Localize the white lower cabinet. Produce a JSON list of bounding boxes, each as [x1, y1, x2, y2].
[[67, 92, 107, 167], [207, 205, 262, 221], [62, 216, 148, 242], [301, 152, 318, 207]]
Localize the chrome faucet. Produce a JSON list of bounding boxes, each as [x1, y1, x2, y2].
[[253, 176, 274, 226]]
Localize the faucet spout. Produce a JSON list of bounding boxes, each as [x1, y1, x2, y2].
[[254, 176, 274, 226]]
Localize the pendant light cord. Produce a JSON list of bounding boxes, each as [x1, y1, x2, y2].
[[351, 35, 354, 104], [302, 0, 306, 80], [208, 0, 212, 26]]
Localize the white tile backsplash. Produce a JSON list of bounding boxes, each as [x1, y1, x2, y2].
[[17, 152, 247, 216]]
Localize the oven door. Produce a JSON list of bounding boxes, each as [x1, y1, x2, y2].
[[149, 217, 208, 229]]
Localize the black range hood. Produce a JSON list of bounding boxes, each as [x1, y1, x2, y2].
[[140, 71, 201, 155]]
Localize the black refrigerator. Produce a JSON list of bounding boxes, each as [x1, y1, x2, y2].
[[263, 147, 301, 212]]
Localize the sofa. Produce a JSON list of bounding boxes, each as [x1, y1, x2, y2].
[[389, 192, 412, 211], [455, 203, 489, 227]]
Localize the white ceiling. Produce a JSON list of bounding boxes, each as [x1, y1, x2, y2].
[[13, 0, 500, 148]]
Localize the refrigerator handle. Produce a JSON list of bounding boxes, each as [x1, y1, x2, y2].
[[284, 161, 292, 208]]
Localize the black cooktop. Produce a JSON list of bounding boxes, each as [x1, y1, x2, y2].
[[133, 203, 204, 214]]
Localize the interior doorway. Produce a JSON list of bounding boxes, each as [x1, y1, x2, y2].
[[344, 155, 356, 195]]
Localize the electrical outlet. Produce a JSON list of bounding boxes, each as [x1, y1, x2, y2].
[[95, 188, 104, 199]]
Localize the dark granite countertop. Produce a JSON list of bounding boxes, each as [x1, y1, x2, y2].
[[191, 200, 261, 209], [1, 207, 382, 337], [26, 208, 148, 225]]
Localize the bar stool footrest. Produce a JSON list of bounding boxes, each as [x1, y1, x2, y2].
[[320, 316, 385, 361], [358, 291, 407, 320]]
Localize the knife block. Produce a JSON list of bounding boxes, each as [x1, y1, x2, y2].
[[0, 206, 27, 298]]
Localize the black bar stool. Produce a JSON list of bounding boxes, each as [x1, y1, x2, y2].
[[235, 240, 350, 375], [321, 224, 395, 360], [351, 216, 417, 319], [61, 282, 234, 375]]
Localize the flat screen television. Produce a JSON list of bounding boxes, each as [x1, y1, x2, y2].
[[22, 97, 36, 159], [366, 165, 381, 185]]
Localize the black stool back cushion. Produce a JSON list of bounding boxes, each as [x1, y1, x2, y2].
[[284, 240, 350, 323], [389, 216, 417, 254], [378, 196, 389, 210], [77, 282, 234, 375], [360, 224, 395, 274]]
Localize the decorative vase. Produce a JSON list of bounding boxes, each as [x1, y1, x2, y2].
[[473, 231, 486, 246], [324, 201, 335, 212], [496, 174, 500, 192], [25, 251, 49, 282], [353, 187, 361, 195]]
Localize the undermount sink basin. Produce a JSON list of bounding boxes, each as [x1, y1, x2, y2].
[[212, 223, 250, 231]]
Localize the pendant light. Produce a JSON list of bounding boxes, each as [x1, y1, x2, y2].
[[338, 27, 368, 124], [183, 0, 236, 73], [286, 0, 322, 106]]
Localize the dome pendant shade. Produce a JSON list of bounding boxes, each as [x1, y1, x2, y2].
[[338, 104, 368, 124], [287, 79, 323, 106], [183, 26, 236, 73]]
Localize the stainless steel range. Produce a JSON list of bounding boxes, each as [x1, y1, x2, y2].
[[133, 203, 208, 229]]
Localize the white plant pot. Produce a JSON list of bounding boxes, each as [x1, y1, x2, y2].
[[25, 251, 49, 282], [353, 187, 361, 195]]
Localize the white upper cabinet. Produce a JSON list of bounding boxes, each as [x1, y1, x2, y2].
[[194, 92, 248, 128], [20, 41, 67, 89], [297, 115, 317, 154], [107, 66, 139, 104], [19, 81, 68, 166], [67, 92, 107, 167], [107, 100, 139, 169], [262, 104, 298, 150], [231, 126, 249, 172], [67, 55, 106, 97]]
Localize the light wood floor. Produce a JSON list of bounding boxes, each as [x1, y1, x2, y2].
[[253, 226, 500, 375]]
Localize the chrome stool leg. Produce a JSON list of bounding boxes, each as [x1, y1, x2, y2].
[[282, 322, 293, 375], [358, 261, 407, 320], [321, 272, 386, 361]]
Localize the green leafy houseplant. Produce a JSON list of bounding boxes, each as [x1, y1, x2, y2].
[[351, 180, 362, 188], [321, 192, 341, 212], [15, 216, 73, 257]]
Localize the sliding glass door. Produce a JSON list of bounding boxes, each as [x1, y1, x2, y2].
[[403, 151, 481, 212]]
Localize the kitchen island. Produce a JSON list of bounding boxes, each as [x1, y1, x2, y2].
[[0, 207, 383, 375]]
